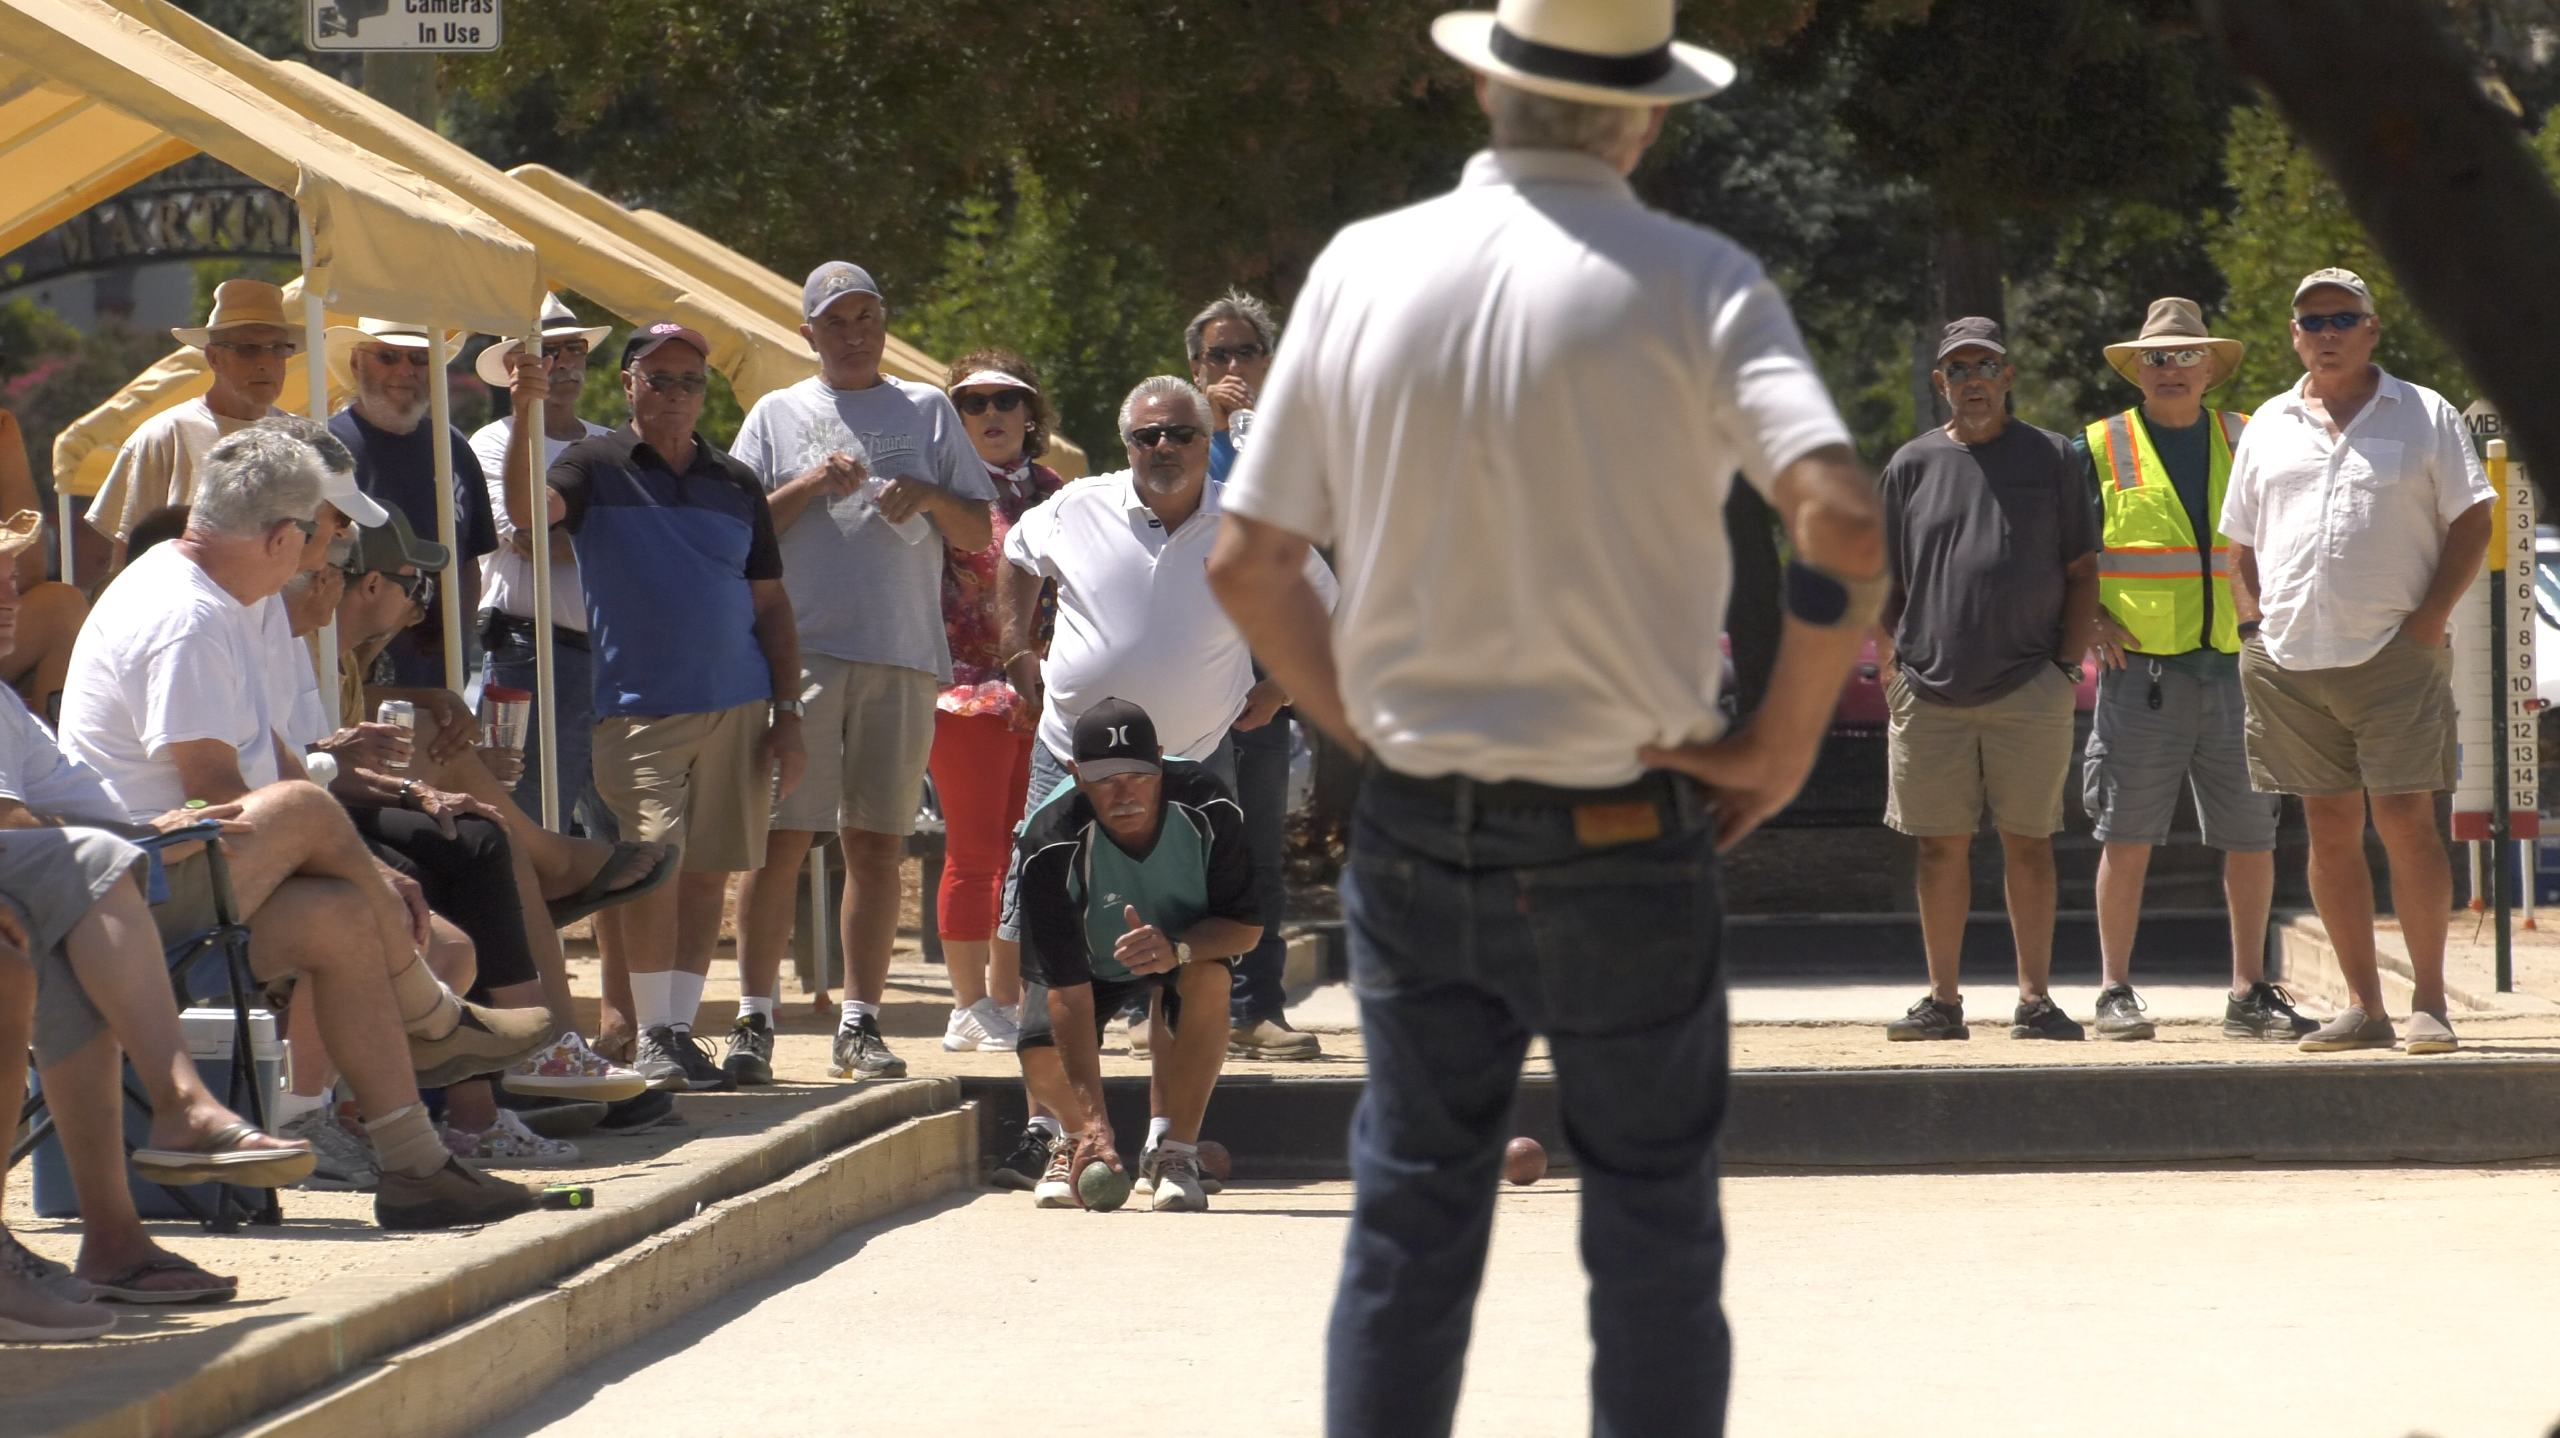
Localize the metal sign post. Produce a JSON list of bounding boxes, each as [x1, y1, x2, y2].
[[2455, 435, 2539, 991], [427, 328, 465, 691]]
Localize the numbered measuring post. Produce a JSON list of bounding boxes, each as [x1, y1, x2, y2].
[[2454, 437, 2537, 991]]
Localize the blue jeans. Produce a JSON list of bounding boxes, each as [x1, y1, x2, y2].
[[484, 622, 616, 842], [1327, 771, 1731, 1438], [1229, 717, 1293, 1023]]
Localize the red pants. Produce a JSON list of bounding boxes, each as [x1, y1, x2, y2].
[[928, 709, 1036, 941]]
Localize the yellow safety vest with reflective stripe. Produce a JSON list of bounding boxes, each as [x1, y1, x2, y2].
[[2087, 407, 2248, 655]]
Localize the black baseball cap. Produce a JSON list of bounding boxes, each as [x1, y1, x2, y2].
[[1936, 316, 2007, 361], [1072, 697, 1162, 781]]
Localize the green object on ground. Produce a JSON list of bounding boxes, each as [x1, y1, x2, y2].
[[1077, 1160, 1130, 1212]]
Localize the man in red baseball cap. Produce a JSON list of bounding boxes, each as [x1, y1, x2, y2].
[[498, 320, 806, 1093]]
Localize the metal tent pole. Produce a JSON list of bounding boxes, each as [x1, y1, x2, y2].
[[427, 327, 464, 691], [301, 215, 339, 719], [526, 329, 561, 830], [53, 490, 74, 588]]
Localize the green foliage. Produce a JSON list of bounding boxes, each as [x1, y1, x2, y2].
[[902, 160, 1188, 459], [2208, 104, 2471, 408], [2005, 198, 2229, 433], [0, 302, 171, 504], [188, 258, 297, 322]]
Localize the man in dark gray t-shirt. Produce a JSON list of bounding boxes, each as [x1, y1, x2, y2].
[[1876, 317, 2100, 1046]]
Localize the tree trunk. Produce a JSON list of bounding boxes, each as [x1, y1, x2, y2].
[[2205, 0, 2560, 509], [1931, 222, 2004, 329]]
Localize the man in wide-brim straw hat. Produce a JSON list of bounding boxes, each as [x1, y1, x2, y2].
[[1203, 0, 1885, 1432], [89, 278, 306, 564], [2074, 297, 2313, 1047]]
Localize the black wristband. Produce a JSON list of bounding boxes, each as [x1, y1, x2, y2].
[[1783, 557, 1852, 625], [2236, 620, 2261, 639]]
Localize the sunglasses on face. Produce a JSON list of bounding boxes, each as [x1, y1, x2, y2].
[[956, 390, 1026, 416], [364, 346, 433, 368], [212, 340, 300, 360], [2139, 348, 2207, 369], [2293, 311, 2368, 334], [1202, 342, 1268, 367], [541, 339, 589, 360], [1940, 357, 2007, 383], [345, 565, 436, 608], [285, 517, 319, 541], [635, 371, 710, 395], [1128, 424, 1203, 449]]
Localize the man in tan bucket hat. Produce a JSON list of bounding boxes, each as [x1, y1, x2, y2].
[[88, 278, 304, 564], [2073, 298, 2310, 1046]]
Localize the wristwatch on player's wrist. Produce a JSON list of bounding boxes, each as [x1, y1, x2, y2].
[[772, 698, 806, 718], [2056, 661, 2085, 685], [1175, 940, 1195, 965], [2236, 619, 2262, 639]]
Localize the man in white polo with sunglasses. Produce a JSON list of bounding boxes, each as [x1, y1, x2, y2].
[[2075, 299, 2305, 1043], [2223, 267, 2494, 1056], [730, 262, 994, 1087]]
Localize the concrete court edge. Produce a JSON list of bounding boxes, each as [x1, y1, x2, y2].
[[5, 1079, 963, 1438], [963, 1059, 2560, 1174]]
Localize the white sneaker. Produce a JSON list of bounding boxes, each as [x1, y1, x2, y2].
[[1150, 1145, 1208, 1212], [942, 997, 1020, 1052], [1034, 1140, 1079, 1208]]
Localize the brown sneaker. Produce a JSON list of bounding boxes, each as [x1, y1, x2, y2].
[[409, 1003, 559, 1088], [374, 1157, 539, 1230], [1229, 1017, 1320, 1060], [2403, 1009, 2459, 1055], [2299, 1006, 2396, 1052]]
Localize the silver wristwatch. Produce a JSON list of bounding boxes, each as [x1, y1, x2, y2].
[[1175, 940, 1195, 964], [772, 698, 806, 718]]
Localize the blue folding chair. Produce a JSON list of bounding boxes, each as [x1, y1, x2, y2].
[[10, 821, 282, 1230]]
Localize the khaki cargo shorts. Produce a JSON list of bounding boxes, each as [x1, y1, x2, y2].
[[1885, 663, 2078, 838], [771, 655, 937, 837], [2239, 631, 2456, 797], [593, 698, 775, 873]]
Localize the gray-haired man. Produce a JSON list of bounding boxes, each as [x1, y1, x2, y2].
[[1189, 290, 1278, 486]]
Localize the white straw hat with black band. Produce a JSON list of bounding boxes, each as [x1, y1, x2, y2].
[[474, 293, 614, 387], [1431, 0, 1734, 107]]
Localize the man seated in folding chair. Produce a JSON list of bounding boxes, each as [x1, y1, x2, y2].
[[0, 511, 316, 1331], [57, 430, 548, 1229]]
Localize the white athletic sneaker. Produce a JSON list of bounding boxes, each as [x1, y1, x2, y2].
[[942, 997, 1020, 1052], [1034, 1139, 1080, 1208], [1150, 1146, 1208, 1212]]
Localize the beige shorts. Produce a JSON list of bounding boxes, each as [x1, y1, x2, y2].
[[2239, 632, 2456, 797], [772, 655, 937, 836], [1885, 663, 2078, 838], [593, 699, 775, 873]]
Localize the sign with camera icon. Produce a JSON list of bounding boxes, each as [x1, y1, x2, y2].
[[307, 0, 501, 50]]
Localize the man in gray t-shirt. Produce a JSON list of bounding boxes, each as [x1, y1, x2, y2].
[[724, 262, 994, 1086], [1876, 317, 2100, 1045]]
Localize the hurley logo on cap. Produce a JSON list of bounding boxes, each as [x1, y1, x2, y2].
[[1072, 697, 1163, 782]]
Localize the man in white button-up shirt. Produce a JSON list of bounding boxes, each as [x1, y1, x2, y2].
[[1203, 4, 1885, 1432], [2222, 267, 2494, 1057]]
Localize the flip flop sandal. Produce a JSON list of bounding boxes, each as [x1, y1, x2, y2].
[[89, 1255, 237, 1305], [546, 841, 680, 928], [130, 1122, 318, 1190]]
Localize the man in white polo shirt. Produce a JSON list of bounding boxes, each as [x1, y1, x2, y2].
[[1202, 3, 1884, 1431], [1001, 375, 1336, 808], [2222, 267, 2494, 1057]]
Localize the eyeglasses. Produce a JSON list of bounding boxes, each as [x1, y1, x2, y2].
[[286, 517, 319, 540], [363, 346, 433, 368], [1202, 342, 1268, 367], [540, 339, 589, 360], [345, 565, 436, 609], [955, 390, 1026, 416], [636, 371, 710, 395], [211, 340, 300, 360], [1940, 357, 2007, 383], [2139, 348, 2208, 369], [2294, 311, 2369, 333], [1127, 424, 1203, 449]]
